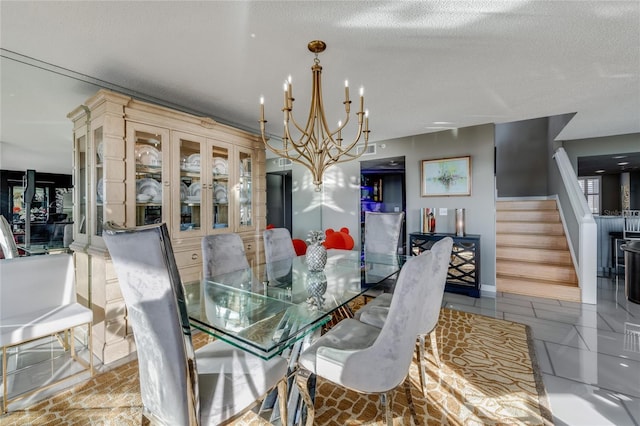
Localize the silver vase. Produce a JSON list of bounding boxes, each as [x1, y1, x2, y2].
[[306, 243, 327, 271], [306, 271, 327, 307]]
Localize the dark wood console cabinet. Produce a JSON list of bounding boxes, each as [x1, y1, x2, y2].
[[409, 232, 481, 297]]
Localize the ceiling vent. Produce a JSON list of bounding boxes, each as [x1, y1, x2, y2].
[[356, 143, 376, 156]]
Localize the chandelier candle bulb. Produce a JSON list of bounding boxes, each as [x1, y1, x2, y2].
[[359, 87, 364, 112], [283, 82, 288, 108], [345, 80, 349, 102], [260, 97, 265, 122]]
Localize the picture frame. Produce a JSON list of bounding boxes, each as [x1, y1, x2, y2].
[[421, 156, 471, 196]]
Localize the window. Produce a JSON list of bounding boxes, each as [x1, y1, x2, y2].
[[578, 176, 600, 214]]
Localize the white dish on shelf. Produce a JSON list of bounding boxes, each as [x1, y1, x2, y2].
[[187, 153, 200, 167], [136, 178, 162, 201], [97, 141, 104, 163], [181, 164, 201, 173], [213, 183, 228, 203], [136, 194, 153, 203], [188, 182, 201, 198], [180, 182, 188, 201], [212, 157, 228, 175], [135, 144, 161, 167], [97, 178, 104, 202]]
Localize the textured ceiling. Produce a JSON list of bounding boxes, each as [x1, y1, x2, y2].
[[1, 1, 639, 171]]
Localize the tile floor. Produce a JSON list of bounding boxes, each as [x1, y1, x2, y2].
[[443, 275, 640, 426], [3, 275, 639, 425]]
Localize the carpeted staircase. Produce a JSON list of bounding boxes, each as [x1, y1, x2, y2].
[[496, 199, 581, 302]]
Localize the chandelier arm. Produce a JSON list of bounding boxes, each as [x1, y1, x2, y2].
[[283, 127, 316, 166], [325, 129, 368, 163]]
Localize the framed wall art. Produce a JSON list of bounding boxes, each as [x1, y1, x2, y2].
[[421, 155, 471, 196]]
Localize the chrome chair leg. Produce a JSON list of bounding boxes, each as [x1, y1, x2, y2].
[[277, 378, 288, 426], [381, 391, 394, 426], [296, 368, 315, 426], [430, 330, 441, 367], [417, 335, 427, 394]]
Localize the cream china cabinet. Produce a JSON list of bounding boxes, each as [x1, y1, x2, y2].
[[68, 89, 266, 363]]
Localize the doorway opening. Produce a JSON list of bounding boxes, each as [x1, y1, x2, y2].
[[266, 171, 292, 233], [360, 156, 406, 255]]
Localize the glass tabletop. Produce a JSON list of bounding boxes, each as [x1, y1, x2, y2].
[[186, 249, 407, 359], [17, 243, 67, 256]]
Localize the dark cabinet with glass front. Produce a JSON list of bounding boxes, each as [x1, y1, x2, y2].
[[409, 232, 481, 297], [0, 169, 73, 246]]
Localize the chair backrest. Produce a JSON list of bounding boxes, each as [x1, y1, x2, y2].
[[201, 233, 250, 277], [102, 223, 199, 426], [0, 214, 19, 259], [292, 238, 307, 255], [338, 250, 434, 393], [420, 237, 453, 334], [263, 228, 296, 263], [364, 212, 404, 255], [623, 210, 640, 240], [63, 223, 73, 248]]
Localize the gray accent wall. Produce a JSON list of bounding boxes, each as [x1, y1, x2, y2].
[[496, 118, 549, 197]]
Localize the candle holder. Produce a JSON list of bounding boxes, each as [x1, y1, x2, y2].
[[455, 208, 465, 237], [421, 208, 436, 233]]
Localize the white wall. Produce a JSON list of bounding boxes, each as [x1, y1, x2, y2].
[[277, 123, 497, 289]]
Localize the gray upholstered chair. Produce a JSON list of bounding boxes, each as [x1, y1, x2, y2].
[[0, 215, 19, 259], [355, 236, 453, 395], [362, 212, 405, 297], [103, 223, 288, 426], [295, 250, 435, 426], [263, 228, 296, 286], [263, 228, 296, 263], [364, 211, 404, 255], [201, 233, 250, 277]]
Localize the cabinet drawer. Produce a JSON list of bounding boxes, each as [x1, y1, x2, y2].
[[174, 249, 203, 269]]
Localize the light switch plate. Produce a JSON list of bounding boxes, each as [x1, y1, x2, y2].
[[439, 208, 448, 216]]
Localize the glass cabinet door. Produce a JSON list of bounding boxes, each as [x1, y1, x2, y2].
[[133, 129, 165, 226], [94, 126, 104, 237], [175, 132, 205, 235], [237, 148, 253, 229], [71, 124, 89, 242], [208, 141, 230, 231]]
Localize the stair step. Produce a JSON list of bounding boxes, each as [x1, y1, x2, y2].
[[496, 246, 572, 265], [497, 221, 564, 235], [497, 260, 578, 284], [496, 210, 560, 223], [497, 200, 558, 211], [496, 276, 581, 302], [497, 233, 568, 250]]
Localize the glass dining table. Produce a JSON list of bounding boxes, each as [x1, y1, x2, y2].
[[185, 249, 407, 360]]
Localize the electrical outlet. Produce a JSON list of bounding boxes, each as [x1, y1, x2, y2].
[[439, 208, 448, 216]]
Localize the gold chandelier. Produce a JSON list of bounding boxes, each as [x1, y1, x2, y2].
[[259, 40, 370, 191]]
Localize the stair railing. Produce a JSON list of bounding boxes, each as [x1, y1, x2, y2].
[[552, 147, 597, 304]]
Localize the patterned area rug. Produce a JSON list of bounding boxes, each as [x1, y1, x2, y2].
[[2, 308, 552, 425]]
